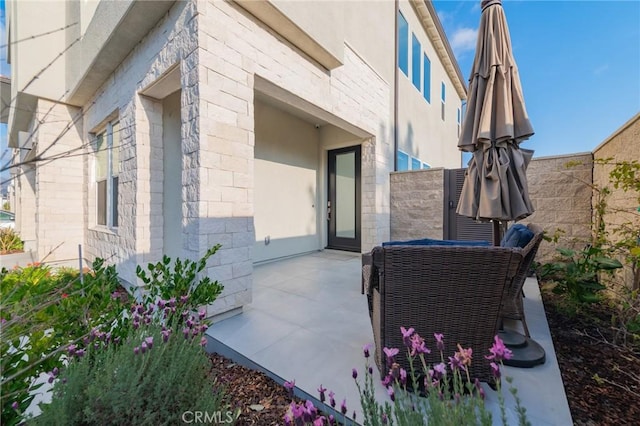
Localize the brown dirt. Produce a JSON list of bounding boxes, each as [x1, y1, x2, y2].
[[208, 284, 640, 425]]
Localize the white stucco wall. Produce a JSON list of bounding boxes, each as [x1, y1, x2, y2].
[[397, 0, 463, 169], [253, 101, 320, 262]]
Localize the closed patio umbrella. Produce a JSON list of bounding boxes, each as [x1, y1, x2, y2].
[[456, 0, 535, 245]]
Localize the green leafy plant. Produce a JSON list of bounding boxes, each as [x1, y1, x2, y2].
[[135, 244, 224, 318], [541, 246, 622, 303], [2, 246, 226, 425], [0, 228, 24, 254], [33, 323, 236, 425], [0, 261, 127, 426]]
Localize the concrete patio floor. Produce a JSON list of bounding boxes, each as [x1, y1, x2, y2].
[[205, 250, 573, 425]]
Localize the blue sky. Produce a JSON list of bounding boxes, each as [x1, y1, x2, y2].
[[433, 0, 640, 158]]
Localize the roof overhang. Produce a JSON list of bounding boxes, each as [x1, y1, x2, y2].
[[411, 0, 467, 100], [68, 0, 177, 105]]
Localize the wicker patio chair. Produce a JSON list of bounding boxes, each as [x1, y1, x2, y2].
[[499, 224, 544, 337], [362, 244, 523, 385]]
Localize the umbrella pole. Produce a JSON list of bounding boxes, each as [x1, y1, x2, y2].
[[492, 220, 502, 246]]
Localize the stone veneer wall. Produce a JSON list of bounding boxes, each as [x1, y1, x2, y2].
[[593, 114, 640, 289], [390, 169, 445, 241], [523, 153, 594, 264], [83, 1, 200, 285], [389, 153, 595, 265]]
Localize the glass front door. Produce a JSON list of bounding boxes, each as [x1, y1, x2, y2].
[[327, 146, 361, 251]]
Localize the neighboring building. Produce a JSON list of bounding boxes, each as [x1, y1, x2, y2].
[[6, 0, 465, 317]]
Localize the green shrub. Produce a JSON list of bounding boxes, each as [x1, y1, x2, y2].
[[0, 228, 23, 254], [135, 244, 224, 323], [1, 246, 225, 426], [540, 246, 622, 303], [1, 261, 126, 425], [33, 324, 235, 425]]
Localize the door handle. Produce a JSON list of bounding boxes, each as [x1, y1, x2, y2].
[[327, 201, 331, 221]]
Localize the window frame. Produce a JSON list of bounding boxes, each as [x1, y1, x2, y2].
[[94, 120, 120, 229], [441, 82, 446, 121], [398, 12, 409, 77], [423, 53, 431, 103], [411, 157, 421, 171], [411, 33, 421, 91], [397, 150, 410, 172]]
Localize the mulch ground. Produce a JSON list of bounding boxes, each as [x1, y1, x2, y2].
[[208, 284, 640, 425]]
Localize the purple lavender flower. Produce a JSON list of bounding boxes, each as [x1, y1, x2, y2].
[[75, 349, 85, 358], [158, 299, 166, 309], [132, 320, 140, 330], [381, 413, 388, 424], [134, 346, 140, 355], [161, 329, 171, 343], [317, 384, 327, 403], [11, 401, 18, 410], [199, 309, 206, 320], [433, 362, 446, 379], [328, 414, 336, 426], [340, 399, 347, 415], [168, 297, 176, 307], [434, 333, 444, 351], [363, 343, 372, 358], [387, 387, 395, 402], [368, 366, 373, 375], [383, 347, 399, 363], [141, 342, 148, 353], [183, 327, 190, 339], [448, 355, 463, 371], [290, 402, 305, 420], [284, 379, 295, 394], [200, 324, 209, 334], [400, 326, 415, 346], [328, 390, 336, 408], [136, 304, 145, 315], [313, 417, 326, 426], [200, 337, 207, 347], [410, 333, 430, 356], [352, 368, 358, 379], [180, 295, 189, 304], [145, 336, 154, 350], [486, 335, 513, 362], [304, 400, 317, 422], [399, 368, 407, 386], [490, 362, 501, 379], [382, 374, 392, 388]]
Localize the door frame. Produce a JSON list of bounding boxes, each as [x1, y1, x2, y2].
[[326, 145, 361, 252]]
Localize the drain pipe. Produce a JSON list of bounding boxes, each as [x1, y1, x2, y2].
[[393, 0, 399, 172]]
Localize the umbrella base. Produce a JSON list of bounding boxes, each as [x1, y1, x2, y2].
[[499, 330, 546, 368]]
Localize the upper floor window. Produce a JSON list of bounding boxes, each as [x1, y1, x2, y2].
[[398, 12, 409, 77], [423, 53, 431, 103], [411, 157, 421, 170], [411, 34, 421, 91], [441, 82, 446, 121], [397, 150, 409, 171], [95, 121, 120, 227]]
